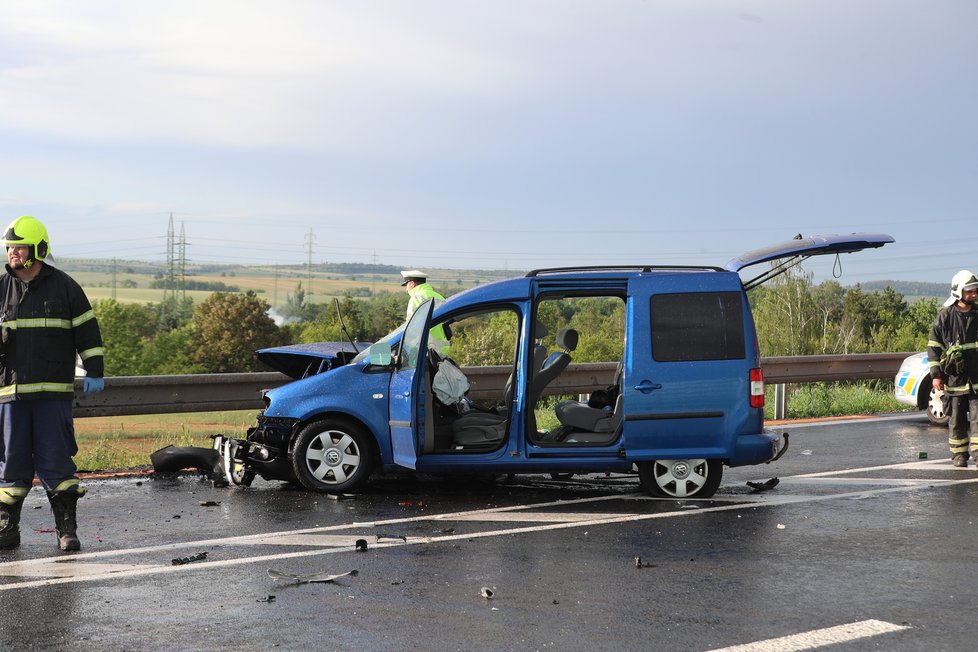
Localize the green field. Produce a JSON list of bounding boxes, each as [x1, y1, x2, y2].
[[72, 270, 407, 307]]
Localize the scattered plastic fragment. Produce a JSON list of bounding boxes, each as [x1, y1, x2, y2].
[[375, 533, 408, 543], [918, 451, 928, 460], [776, 524, 786, 530], [172, 552, 208, 565], [257, 595, 276, 603], [391, 579, 405, 586], [634, 557, 656, 568], [267, 569, 359, 584], [800, 449, 813, 456], [480, 587, 495, 599], [355, 539, 368, 552], [199, 501, 221, 507], [439, 528, 455, 534], [328, 493, 356, 501], [33, 528, 55, 533], [746, 478, 780, 492]]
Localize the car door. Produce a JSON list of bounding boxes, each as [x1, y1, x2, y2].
[[623, 271, 751, 456], [389, 299, 434, 469]]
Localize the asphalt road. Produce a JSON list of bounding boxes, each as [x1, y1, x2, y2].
[[0, 412, 972, 652]]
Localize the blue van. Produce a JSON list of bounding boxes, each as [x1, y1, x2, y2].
[[214, 233, 893, 498]]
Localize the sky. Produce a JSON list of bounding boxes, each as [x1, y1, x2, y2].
[[0, 1, 976, 285]]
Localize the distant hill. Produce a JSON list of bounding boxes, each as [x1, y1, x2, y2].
[[853, 280, 944, 298]]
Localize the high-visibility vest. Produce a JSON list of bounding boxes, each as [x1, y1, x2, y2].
[[406, 283, 448, 346]]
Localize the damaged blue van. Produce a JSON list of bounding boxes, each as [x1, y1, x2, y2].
[[213, 233, 893, 498]]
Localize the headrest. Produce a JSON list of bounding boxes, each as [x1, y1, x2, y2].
[[556, 328, 578, 351], [535, 321, 548, 339]]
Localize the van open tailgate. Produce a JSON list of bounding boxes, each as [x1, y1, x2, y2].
[[724, 232, 894, 289]]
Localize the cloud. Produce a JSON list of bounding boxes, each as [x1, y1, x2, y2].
[[0, 1, 518, 151]]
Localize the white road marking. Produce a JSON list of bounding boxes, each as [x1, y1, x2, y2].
[[244, 534, 369, 547], [0, 560, 150, 578], [705, 618, 909, 651], [785, 477, 944, 486], [1, 462, 975, 591], [794, 458, 962, 477], [448, 511, 621, 523], [768, 413, 924, 429]]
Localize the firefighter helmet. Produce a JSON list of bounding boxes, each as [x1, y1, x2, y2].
[[946, 270, 978, 307], [3, 215, 51, 266]]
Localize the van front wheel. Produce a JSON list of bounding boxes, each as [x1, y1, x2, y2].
[[638, 459, 722, 499], [292, 420, 373, 493]]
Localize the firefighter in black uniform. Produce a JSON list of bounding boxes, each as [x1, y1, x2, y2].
[[928, 270, 978, 467], [0, 216, 105, 551]]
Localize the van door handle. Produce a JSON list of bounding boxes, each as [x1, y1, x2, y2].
[[634, 380, 662, 394]]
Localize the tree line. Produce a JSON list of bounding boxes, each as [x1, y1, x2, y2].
[[93, 267, 939, 376]]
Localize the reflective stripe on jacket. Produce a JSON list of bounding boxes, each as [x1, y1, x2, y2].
[[0, 263, 104, 402], [928, 305, 978, 395]]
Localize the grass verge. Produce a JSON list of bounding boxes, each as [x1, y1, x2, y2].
[[74, 410, 257, 472]]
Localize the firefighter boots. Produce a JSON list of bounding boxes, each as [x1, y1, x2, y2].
[[0, 501, 23, 549], [47, 491, 81, 551]]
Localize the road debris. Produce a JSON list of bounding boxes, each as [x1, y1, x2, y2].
[[199, 501, 221, 507], [355, 539, 368, 552], [267, 569, 359, 584], [327, 493, 356, 500], [375, 533, 408, 543], [634, 557, 657, 568], [746, 477, 780, 492], [480, 587, 495, 599], [257, 595, 276, 603], [171, 552, 208, 565]]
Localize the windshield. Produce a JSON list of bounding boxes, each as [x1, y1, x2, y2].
[[351, 297, 447, 364], [352, 324, 404, 363]]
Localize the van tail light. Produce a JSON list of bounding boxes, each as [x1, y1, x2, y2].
[[749, 368, 765, 408]]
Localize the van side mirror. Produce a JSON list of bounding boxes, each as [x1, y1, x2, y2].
[[367, 342, 393, 367]]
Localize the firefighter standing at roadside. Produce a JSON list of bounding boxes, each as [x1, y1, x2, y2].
[[928, 270, 978, 467], [0, 216, 105, 551]]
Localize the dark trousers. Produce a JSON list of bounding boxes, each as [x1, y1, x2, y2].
[[948, 392, 978, 457], [0, 400, 78, 491]]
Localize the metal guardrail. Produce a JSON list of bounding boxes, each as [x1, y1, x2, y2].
[[71, 352, 915, 419]]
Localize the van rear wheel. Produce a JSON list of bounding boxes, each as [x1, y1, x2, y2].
[[292, 419, 373, 493], [639, 459, 722, 498]]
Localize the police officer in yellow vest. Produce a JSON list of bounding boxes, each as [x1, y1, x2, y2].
[[928, 270, 978, 467], [401, 270, 448, 350]]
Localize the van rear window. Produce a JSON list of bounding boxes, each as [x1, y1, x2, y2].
[[650, 292, 745, 361]]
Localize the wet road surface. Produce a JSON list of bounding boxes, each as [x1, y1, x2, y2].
[[0, 413, 972, 651]]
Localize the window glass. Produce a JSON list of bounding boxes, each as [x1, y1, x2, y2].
[[443, 309, 519, 367], [398, 299, 432, 368], [650, 292, 745, 361]]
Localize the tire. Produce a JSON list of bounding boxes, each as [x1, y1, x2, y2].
[[292, 420, 374, 493], [638, 459, 722, 499], [924, 382, 949, 427]]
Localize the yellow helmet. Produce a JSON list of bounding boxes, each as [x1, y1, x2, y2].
[[3, 215, 51, 265]]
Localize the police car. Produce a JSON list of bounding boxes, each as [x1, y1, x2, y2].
[[894, 352, 948, 426]]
